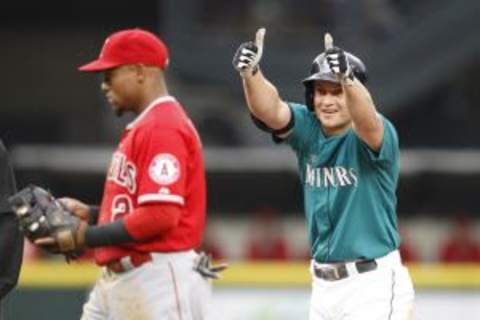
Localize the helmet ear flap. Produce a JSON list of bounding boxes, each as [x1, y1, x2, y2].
[[305, 83, 314, 112]]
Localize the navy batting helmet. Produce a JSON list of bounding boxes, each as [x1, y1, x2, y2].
[[303, 51, 368, 111]]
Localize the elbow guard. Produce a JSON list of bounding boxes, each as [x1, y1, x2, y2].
[[249, 107, 295, 135]]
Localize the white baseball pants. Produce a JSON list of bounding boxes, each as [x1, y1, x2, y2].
[[309, 250, 415, 320], [81, 250, 212, 320]]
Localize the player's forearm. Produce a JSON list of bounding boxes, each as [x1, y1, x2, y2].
[[85, 204, 181, 247], [85, 220, 134, 247], [242, 71, 287, 129], [344, 79, 383, 149]]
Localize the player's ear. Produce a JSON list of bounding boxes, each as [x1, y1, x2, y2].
[[134, 64, 146, 83]]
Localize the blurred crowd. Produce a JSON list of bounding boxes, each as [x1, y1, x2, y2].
[[206, 209, 480, 264], [23, 208, 480, 264], [200, 0, 430, 44]]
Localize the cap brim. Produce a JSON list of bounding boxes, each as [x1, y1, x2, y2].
[[302, 72, 339, 84], [78, 59, 121, 72]]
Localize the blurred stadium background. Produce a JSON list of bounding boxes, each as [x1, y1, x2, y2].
[[2, 0, 480, 319]]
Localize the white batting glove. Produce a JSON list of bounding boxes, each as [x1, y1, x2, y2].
[[194, 251, 228, 280], [323, 33, 353, 82], [233, 28, 266, 78], [325, 47, 354, 81]]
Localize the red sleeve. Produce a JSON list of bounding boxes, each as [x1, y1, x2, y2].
[[124, 203, 181, 241], [135, 126, 188, 206]]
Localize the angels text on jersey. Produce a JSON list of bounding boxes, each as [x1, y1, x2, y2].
[[108, 152, 137, 194]]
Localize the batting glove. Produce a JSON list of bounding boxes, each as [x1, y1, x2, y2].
[[233, 28, 266, 78], [194, 251, 228, 280], [325, 47, 354, 81]]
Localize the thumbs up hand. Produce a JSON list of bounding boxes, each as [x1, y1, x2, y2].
[[232, 28, 266, 78]]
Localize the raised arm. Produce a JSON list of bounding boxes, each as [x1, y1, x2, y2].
[[343, 78, 383, 150], [233, 28, 291, 131], [324, 33, 383, 150]]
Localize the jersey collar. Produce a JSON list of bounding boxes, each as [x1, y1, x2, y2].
[[126, 95, 176, 130]]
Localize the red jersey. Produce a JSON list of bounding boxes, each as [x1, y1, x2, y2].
[[95, 96, 206, 265]]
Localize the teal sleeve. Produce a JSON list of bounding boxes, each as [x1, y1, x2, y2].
[[284, 103, 316, 153], [360, 115, 400, 164]]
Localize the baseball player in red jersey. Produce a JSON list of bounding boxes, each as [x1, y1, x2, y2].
[[35, 28, 223, 320]]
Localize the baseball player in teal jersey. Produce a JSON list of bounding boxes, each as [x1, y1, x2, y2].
[[233, 29, 415, 319]]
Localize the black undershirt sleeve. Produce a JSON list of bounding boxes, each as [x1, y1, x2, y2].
[[85, 220, 134, 247], [87, 205, 100, 225], [249, 105, 295, 143]]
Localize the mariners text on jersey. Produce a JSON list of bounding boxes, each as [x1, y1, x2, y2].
[[305, 164, 358, 188]]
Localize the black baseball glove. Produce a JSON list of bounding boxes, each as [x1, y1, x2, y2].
[[8, 184, 86, 260]]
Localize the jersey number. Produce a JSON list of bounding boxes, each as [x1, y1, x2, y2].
[[111, 194, 133, 222]]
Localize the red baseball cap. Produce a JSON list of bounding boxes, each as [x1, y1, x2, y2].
[[79, 28, 169, 72]]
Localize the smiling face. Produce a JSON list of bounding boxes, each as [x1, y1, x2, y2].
[[312, 80, 352, 136]]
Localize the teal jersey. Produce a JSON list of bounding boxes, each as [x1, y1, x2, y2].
[[285, 103, 400, 262]]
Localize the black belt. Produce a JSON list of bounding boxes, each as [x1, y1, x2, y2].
[[314, 259, 378, 281]]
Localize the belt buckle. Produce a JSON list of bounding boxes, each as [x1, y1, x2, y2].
[[328, 266, 340, 280], [317, 265, 341, 281]]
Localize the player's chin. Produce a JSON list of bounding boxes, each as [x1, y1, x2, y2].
[[321, 119, 347, 132], [109, 103, 124, 117], [113, 107, 125, 117], [319, 115, 338, 127]]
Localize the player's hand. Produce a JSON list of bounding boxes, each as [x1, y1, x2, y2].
[[233, 28, 266, 78], [325, 47, 353, 80], [324, 33, 353, 81], [9, 185, 86, 261], [58, 197, 90, 221], [35, 220, 88, 253]]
